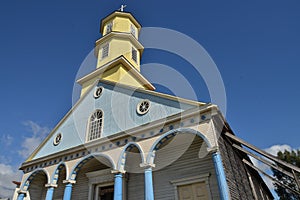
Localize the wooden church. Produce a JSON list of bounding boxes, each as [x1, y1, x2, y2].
[[15, 9, 273, 200]]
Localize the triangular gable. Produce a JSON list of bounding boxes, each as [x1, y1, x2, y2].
[[27, 79, 206, 162], [77, 56, 155, 96]]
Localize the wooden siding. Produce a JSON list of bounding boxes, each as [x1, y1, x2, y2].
[[72, 159, 111, 200], [218, 133, 273, 200], [53, 167, 67, 200], [27, 173, 47, 200], [127, 135, 220, 200]]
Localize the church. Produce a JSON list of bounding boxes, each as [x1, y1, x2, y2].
[[14, 9, 273, 200]]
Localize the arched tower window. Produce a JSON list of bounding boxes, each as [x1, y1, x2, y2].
[[87, 110, 103, 141]]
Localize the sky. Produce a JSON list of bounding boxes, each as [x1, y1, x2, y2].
[[0, 0, 300, 198]]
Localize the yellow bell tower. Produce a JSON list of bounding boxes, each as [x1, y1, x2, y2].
[[77, 7, 155, 96]]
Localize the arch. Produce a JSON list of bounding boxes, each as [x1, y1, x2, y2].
[[146, 128, 212, 164], [20, 168, 50, 191], [68, 152, 116, 181], [86, 109, 104, 141], [50, 162, 68, 185], [117, 142, 145, 171]]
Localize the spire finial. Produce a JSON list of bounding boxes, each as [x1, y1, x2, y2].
[[119, 4, 127, 12]]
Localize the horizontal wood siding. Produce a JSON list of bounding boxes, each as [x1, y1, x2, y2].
[[127, 173, 145, 200], [72, 159, 110, 200], [53, 168, 67, 200], [28, 173, 47, 200], [152, 135, 220, 200]]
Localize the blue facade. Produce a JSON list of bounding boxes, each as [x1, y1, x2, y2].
[[32, 81, 197, 160]]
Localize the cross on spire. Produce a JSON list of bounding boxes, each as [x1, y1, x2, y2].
[[119, 4, 127, 12]]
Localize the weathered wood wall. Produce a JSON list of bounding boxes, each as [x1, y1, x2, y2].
[[218, 133, 273, 200]]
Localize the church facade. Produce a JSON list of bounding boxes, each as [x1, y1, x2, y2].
[[15, 10, 273, 200]]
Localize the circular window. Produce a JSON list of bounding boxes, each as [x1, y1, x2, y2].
[[137, 100, 150, 115], [94, 87, 103, 98], [53, 133, 62, 146]]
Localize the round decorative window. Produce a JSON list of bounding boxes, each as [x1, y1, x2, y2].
[[94, 87, 103, 98], [53, 133, 62, 146], [137, 99, 150, 115]]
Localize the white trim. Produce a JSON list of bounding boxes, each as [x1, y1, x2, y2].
[[86, 109, 104, 142], [86, 169, 114, 200], [53, 133, 62, 146], [170, 174, 212, 200], [136, 99, 150, 115], [93, 86, 104, 99]]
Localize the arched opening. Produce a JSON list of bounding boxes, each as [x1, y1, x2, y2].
[[87, 110, 104, 142], [120, 143, 144, 199], [148, 130, 220, 200], [71, 154, 115, 200], [22, 169, 49, 200], [52, 163, 67, 199]]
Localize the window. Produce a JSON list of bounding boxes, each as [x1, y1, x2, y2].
[[102, 43, 109, 59], [94, 86, 104, 99], [130, 24, 136, 37], [171, 174, 211, 200], [53, 133, 62, 146], [137, 99, 150, 115], [87, 110, 103, 141], [132, 47, 137, 63], [106, 22, 113, 34]]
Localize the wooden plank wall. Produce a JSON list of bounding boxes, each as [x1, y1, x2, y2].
[[218, 133, 273, 200], [127, 135, 220, 200], [28, 173, 47, 200]]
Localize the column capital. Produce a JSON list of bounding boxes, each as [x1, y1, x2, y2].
[[17, 189, 27, 195], [45, 183, 58, 188], [63, 180, 76, 184], [111, 169, 126, 174], [207, 146, 219, 154], [140, 163, 155, 169]]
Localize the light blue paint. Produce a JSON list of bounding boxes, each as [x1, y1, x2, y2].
[[114, 174, 123, 200], [144, 168, 154, 200], [20, 168, 50, 192], [50, 162, 67, 184], [45, 187, 54, 200], [32, 81, 198, 160], [212, 152, 230, 200], [117, 142, 144, 170], [17, 193, 25, 200], [63, 183, 73, 200]]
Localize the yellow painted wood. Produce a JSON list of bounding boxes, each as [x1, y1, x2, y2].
[[101, 12, 140, 39], [97, 38, 140, 70], [80, 64, 148, 97], [79, 11, 147, 97]]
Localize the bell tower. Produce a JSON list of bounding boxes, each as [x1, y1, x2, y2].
[[77, 8, 154, 97], [96, 9, 143, 70]]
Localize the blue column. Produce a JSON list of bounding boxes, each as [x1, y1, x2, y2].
[[45, 187, 54, 200], [17, 193, 25, 200], [114, 173, 123, 200], [63, 183, 73, 200], [212, 152, 230, 200], [144, 167, 154, 200]]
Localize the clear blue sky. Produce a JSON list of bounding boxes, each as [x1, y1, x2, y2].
[[0, 0, 299, 198]]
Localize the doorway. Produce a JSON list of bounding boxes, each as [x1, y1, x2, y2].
[[94, 185, 114, 200]]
